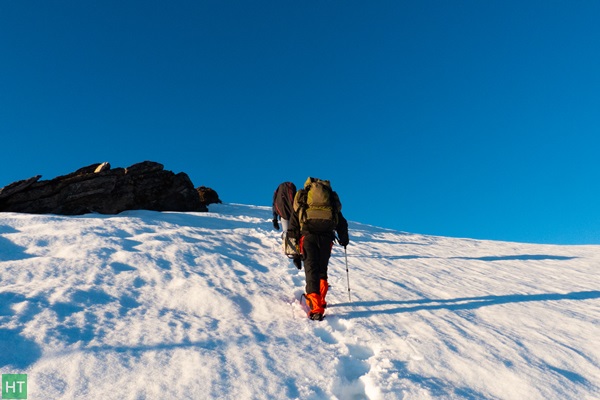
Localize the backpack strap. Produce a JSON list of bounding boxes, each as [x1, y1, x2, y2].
[[293, 189, 308, 228]]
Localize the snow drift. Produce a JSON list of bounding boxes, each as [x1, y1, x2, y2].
[[0, 204, 599, 399]]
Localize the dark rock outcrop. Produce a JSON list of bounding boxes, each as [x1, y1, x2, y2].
[[197, 186, 222, 207], [0, 161, 220, 215]]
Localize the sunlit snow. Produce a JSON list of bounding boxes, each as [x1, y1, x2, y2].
[[1, 204, 599, 399]]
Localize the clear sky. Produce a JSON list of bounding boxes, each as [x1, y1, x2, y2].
[[1, 1, 599, 245]]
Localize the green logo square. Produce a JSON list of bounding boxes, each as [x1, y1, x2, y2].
[[2, 374, 27, 399]]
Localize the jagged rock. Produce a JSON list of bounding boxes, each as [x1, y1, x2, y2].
[[0, 161, 219, 215], [0, 175, 42, 200], [197, 186, 222, 206], [94, 162, 111, 173]]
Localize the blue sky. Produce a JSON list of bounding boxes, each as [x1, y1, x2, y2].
[[1, 1, 599, 244]]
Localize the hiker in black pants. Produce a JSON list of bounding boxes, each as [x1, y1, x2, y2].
[[288, 177, 349, 320]]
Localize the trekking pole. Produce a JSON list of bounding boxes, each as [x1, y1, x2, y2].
[[344, 246, 351, 302]]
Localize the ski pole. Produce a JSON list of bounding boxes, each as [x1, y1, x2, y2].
[[344, 245, 351, 302]]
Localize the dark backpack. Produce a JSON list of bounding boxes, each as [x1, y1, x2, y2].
[[294, 178, 341, 232], [273, 182, 296, 220]]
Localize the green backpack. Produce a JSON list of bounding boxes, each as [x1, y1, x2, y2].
[[294, 178, 341, 232]]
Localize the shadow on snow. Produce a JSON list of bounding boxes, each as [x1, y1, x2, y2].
[[353, 254, 577, 261], [332, 291, 600, 319], [0, 234, 34, 262], [450, 254, 578, 261]]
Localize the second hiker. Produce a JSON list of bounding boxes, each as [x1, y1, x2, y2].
[[272, 182, 302, 269]]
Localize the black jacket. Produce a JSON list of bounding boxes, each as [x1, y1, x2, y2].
[[272, 182, 296, 221]]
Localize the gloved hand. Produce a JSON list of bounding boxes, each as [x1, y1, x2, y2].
[[293, 256, 302, 269], [272, 218, 280, 230], [338, 232, 349, 248]]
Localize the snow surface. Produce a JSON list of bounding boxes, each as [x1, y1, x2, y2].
[[1, 203, 599, 399]]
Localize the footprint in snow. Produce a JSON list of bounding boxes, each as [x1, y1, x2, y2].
[[314, 327, 338, 345]]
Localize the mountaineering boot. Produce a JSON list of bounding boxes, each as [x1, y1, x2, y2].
[[305, 292, 324, 320], [310, 312, 324, 321], [320, 279, 329, 309]]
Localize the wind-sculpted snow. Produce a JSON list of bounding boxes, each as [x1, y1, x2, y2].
[[0, 204, 599, 399]]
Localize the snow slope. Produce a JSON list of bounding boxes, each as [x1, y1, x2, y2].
[[1, 203, 599, 399]]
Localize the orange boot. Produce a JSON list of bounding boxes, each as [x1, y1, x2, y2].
[[320, 279, 329, 309], [305, 292, 325, 320]]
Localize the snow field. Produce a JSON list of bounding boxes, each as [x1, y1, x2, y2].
[[1, 203, 599, 399]]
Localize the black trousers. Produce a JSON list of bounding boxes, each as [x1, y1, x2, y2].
[[301, 233, 333, 294]]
